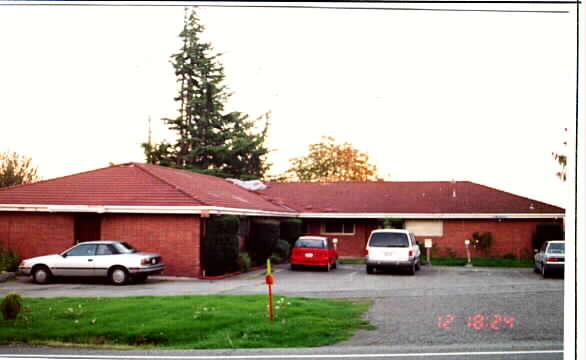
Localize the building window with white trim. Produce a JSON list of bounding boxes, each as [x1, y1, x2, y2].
[[322, 220, 355, 235]]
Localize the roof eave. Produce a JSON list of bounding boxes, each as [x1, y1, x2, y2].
[[0, 204, 296, 218], [296, 212, 565, 219]]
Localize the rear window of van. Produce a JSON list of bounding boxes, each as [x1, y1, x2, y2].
[[294, 238, 326, 249], [368, 232, 409, 247]]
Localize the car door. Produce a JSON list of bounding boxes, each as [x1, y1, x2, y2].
[[92, 243, 119, 277], [56, 243, 98, 277]]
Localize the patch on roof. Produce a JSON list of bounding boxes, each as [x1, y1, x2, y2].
[[226, 178, 267, 191]]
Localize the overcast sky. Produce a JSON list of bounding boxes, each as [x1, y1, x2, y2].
[[0, 1, 577, 208]]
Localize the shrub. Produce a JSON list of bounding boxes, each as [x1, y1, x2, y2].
[[503, 253, 517, 260], [248, 221, 280, 266], [472, 232, 493, 253], [0, 293, 23, 320], [379, 218, 404, 229], [280, 219, 303, 246], [0, 248, 20, 272], [202, 216, 240, 276], [237, 252, 251, 273], [274, 239, 290, 260]]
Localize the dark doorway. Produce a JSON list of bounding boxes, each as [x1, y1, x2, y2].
[[74, 214, 102, 243]]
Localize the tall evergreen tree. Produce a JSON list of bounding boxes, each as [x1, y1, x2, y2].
[[142, 9, 270, 179]]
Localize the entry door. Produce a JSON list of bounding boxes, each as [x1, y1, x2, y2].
[[74, 214, 102, 243]]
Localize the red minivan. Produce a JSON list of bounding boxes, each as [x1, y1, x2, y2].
[[290, 236, 338, 271]]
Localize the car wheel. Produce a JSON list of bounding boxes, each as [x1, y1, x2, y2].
[[415, 259, 421, 271], [541, 263, 548, 278], [366, 265, 374, 274], [408, 262, 416, 275], [109, 266, 129, 285], [32, 265, 52, 284], [332, 260, 337, 269], [533, 262, 540, 273]]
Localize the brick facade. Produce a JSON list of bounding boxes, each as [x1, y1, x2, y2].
[[101, 214, 201, 277], [0, 212, 75, 260], [303, 218, 563, 259], [0, 212, 202, 277]]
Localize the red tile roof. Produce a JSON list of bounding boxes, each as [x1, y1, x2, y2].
[[0, 163, 564, 216], [0, 163, 293, 213], [257, 181, 564, 215]]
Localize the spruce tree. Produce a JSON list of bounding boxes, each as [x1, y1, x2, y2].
[[143, 8, 270, 179]]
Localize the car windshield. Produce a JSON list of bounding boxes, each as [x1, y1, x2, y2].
[[113, 242, 138, 254], [369, 233, 410, 247], [294, 238, 325, 249], [547, 242, 565, 254]]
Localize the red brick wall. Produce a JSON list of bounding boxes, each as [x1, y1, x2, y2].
[[436, 219, 560, 259], [303, 219, 379, 256], [0, 212, 75, 259], [101, 214, 201, 277], [303, 218, 562, 259]]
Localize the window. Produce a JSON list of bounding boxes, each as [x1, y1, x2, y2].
[[97, 244, 116, 255], [322, 220, 355, 234], [66, 244, 97, 256], [294, 238, 326, 249], [368, 232, 410, 248]]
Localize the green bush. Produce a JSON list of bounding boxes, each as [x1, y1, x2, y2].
[[202, 216, 240, 276], [503, 253, 517, 260], [237, 252, 251, 273], [248, 221, 280, 266], [0, 248, 20, 272], [472, 232, 494, 253], [0, 293, 23, 320], [274, 239, 291, 260], [280, 219, 303, 246]]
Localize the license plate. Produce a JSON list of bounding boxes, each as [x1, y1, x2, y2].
[[384, 252, 393, 256], [305, 253, 314, 258]]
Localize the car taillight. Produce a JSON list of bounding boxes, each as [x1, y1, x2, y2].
[[409, 250, 413, 257], [546, 257, 559, 262]]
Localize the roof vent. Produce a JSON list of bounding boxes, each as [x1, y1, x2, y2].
[[529, 203, 535, 211]]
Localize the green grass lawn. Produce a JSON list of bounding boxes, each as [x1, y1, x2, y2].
[[0, 295, 373, 349]]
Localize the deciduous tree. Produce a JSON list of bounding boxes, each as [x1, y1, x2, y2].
[[285, 136, 380, 181], [0, 151, 39, 188]]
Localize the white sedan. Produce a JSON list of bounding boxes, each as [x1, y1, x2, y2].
[[18, 241, 165, 285]]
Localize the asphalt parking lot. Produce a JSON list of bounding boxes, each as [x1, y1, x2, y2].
[[0, 263, 563, 299], [0, 264, 564, 357]]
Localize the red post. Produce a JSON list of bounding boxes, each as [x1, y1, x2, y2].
[[265, 274, 274, 321], [268, 281, 273, 321]]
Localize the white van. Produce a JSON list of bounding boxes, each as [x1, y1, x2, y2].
[[365, 229, 421, 275]]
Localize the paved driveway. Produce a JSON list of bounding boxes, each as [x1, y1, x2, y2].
[[0, 264, 564, 355], [0, 263, 563, 298]]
